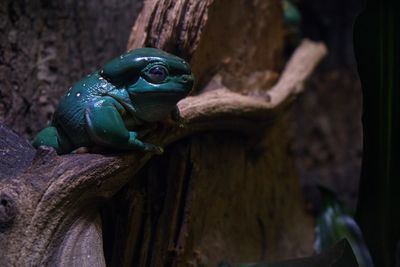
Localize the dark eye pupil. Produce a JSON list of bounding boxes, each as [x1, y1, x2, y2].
[[148, 66, 167, 82], [150, 67, 164, 76]]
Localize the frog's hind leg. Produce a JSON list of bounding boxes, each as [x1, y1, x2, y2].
[[32, 126, 74, 154]]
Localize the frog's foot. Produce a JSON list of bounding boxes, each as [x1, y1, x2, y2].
[[32, 126, 74, 155], [127, 132, 163, 154], [144, 144, 164, 155]]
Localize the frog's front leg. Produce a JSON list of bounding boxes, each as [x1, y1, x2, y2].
[[85, 97, 163, 154]]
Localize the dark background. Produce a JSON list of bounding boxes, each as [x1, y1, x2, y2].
[[287, 0, 364, 210]]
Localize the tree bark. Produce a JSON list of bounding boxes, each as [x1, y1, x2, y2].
[[0, 0, 327, 266], [0, 0, 142, 138]]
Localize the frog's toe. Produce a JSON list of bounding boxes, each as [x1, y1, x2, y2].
[[153, 146, 164, 155], [172, 114, 186, 128], [145, 145, 164, 155]]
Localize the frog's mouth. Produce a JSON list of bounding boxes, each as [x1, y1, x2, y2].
[[129, 91, 185, 122], [104, 90, 185, 123]]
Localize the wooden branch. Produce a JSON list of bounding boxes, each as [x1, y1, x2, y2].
[[178, 39, 327, 121], [127, 0, 292, 95], [127, 0, 214, 58], [0, 37, 326, 265], [0, 0, 326, 263], [0, 124, 35, 180], [266, 39, 327, 102]]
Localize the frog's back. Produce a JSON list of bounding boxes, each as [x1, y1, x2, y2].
[[52, 71, 111, 146]]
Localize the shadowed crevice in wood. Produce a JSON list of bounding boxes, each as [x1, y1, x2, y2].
[[0, 192, 17, 232]]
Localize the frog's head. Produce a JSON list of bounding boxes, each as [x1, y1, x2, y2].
[[100, 48, 194, 122]]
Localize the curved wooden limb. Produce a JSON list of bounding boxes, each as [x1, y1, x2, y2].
[[0, 38, 326, 266], [128, 0, 214, 58], [168, 39, 327, 143]]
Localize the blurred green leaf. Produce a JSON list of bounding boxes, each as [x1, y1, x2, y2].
[[283, 0, 301, 27], [315, 186, 373, 267]]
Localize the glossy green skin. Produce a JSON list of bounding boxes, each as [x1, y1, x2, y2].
[[32, 48, 194, 154]]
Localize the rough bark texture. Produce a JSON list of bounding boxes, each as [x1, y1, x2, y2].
[[0, 0, 143, 138], [0, 124, 35, 179], [112, 0, 326, 264], [0, 0, 327, 266]]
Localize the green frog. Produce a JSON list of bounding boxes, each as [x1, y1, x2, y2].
[[32, 48, 194, 155]]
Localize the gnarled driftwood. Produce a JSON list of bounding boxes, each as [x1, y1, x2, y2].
[[0, 0, 326, 266]]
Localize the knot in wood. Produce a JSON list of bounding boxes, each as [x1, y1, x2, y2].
[[0, 193, 17, 232]]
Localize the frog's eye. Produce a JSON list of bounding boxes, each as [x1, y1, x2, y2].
[[147, 65, 168, 84]]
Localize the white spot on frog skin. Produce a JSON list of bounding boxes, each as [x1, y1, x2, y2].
[[67, 93, 70, 96], [120, 55, 124, 59], [99, 77, 104, 80], [94, 100, 105, 107], [83, 83, 86, 87], [76, 93, 81, 97]]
